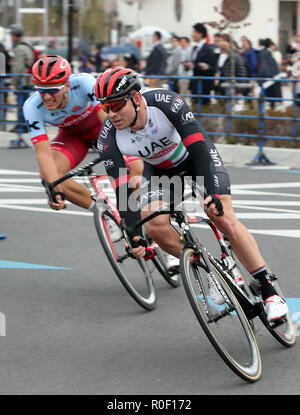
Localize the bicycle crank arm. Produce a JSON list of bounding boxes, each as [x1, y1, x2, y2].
[[208, 305, 235, 323]]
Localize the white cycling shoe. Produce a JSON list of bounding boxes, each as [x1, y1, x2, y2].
[[209, 274, 225, 305], [264, 295, 289, 322], [165, 254, 180, 269], [106, 218, 122, 243]]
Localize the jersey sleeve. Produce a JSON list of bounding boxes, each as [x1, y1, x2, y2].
[[78, 72, 102, 111], [144, 90, 218, 196], [97, 118, 143, 239], [23, 95, 48, 145]]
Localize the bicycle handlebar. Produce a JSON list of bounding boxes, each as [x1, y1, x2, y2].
[[41, 156, 102, 204]]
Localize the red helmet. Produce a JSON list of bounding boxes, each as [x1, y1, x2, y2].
[[32, 54, 71, 84], [95, 66, 141, 102]]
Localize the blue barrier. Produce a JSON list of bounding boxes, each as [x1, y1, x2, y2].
[[1, 73, 300, 164]]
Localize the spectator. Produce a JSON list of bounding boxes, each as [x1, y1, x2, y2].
[[178, 36, 192, 100], [188, 23, 216, 106], [291, 38, 300, 107], [241, 37, 258, 77], [0, 42, 12, 128], [166, 35, 182, 93], [144, 31, 168, 87], [257, 38, 282, 109], [216, 34, 249, 111], [93, 43, 103, 72], [211, 32, 222, 68], [78, 55, 94, 73], [266, 39, 282, 68], [9, 24, 34, 133], [124, 54, 140, 72]]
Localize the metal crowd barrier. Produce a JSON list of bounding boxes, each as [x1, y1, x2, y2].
[[143, 74, 300, 165], [1, 73, 300, 165], [0, 73, 33, 148]]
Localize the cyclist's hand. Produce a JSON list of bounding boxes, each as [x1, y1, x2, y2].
[[125, 236, 147, 259], [48, 192, 66, 210], [204, 194, 224, 217]]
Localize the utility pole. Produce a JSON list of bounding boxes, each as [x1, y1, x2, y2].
[[67, 0, 74, 65]]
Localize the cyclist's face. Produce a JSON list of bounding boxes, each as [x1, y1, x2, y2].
[[105, 92, 139, 130], [36, 81, 70, 110]]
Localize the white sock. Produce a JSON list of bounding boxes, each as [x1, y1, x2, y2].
[[88, 200, 96, 211]]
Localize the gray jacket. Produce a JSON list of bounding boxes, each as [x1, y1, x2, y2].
[[166, 46, 182, 76], [12, 41, 34, 87]]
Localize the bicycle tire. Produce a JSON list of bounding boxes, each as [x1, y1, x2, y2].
[[180, 247, 262, 383], [151, 248, 181, 288], [93, 204, 157, 311], [261, 277, 296, 347]]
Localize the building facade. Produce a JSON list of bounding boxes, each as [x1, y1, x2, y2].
[[117, 0, 300, 55]]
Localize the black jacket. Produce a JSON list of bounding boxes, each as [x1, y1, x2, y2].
[[257, 47, 279, 78], [219, 52, 248, 79], [191, 42, 216, 95], [145, 43, 168, 75]]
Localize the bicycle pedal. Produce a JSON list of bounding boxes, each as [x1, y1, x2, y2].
[[270, 316, 287, 329], [166, 265, 180, 277]]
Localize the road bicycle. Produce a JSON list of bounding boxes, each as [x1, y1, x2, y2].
[[129, 179, 296, 383], [41, 156, 180, 312]]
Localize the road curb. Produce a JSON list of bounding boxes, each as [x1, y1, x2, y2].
[[1, 131, 300, 168]]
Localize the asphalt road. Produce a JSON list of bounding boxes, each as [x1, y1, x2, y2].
[[0, 148, 300, 396]]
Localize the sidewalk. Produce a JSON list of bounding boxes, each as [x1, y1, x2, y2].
[[1, 131, 300, 169]]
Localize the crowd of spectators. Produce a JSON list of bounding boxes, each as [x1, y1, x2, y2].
[[3, 20, 300, 120]]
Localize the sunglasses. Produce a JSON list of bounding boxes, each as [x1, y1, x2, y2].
[[101, 94, 133, 114], [35, 85, 65, 96]]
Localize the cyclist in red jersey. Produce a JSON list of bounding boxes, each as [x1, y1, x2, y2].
[[23, 55, 143, 211]]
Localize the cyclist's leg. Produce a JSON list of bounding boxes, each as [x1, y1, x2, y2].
[[51, 134, 93, 209], [211, 194, 265, 273], [138, 163, 183, 258], [123, 156, 144, 192]]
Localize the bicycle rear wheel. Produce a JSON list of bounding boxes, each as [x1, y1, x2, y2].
[[261, 276, 296, 347], [93, 204, 157, 311], [180, 247, 262, 383], [230, 250, 296, 347]]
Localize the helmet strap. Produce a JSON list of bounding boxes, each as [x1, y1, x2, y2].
[[129, 96, 140, 127], [57, 88, 68, 109]]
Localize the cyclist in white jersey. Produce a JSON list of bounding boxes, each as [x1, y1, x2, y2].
[[23, 55, 143, 211], [95, 66, 288, 323]]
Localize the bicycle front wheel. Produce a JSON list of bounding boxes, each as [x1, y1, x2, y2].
[[180, 247, 262, 383], [93, 205, 157, 311]]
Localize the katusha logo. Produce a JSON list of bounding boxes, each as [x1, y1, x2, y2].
[[72, 106, 82, 113], [60, 60, 68, 69]]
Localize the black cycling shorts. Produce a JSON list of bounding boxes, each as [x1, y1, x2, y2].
[[137, 157, 231, 211]]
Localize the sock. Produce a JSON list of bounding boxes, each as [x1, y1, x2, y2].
[[251, 266, 276, 301], [88, 200, 96, 211]]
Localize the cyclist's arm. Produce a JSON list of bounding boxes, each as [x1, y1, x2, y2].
[[97, 119, 143, 239], [35, 140, 65, 209], [165, 94, 218, 197]]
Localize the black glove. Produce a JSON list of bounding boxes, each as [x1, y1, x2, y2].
[[205, 194, 224, 217]]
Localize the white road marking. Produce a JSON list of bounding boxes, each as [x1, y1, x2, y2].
[[1, 170, 300, 237]]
